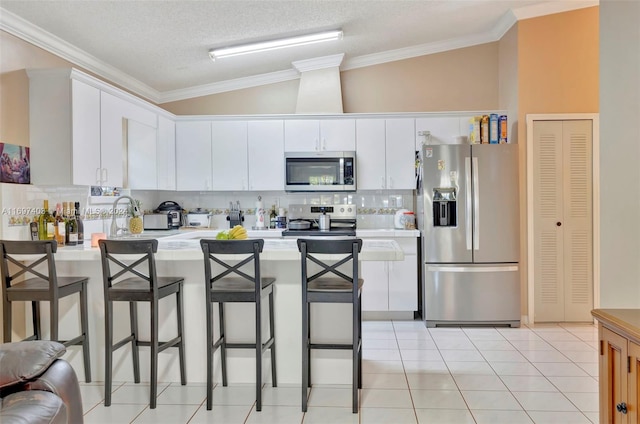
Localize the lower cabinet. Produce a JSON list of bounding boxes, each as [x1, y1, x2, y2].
[[361, 237, 417, 312], [596, 312, 640, 424]]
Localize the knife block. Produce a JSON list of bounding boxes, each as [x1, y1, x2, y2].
[[227, 211, 244, 228]]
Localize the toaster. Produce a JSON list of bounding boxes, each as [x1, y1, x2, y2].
[[142, 213, 172, 230]]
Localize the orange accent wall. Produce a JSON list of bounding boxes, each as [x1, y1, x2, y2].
[[517, 6, 599, 145]]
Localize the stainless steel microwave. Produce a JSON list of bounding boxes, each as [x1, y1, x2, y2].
[[285, 151, 356, 192]]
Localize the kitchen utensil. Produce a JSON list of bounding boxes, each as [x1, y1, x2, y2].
[[154, 201, 183, 229], [318, 213, 331, 230], [227, 201, 243, 228], [288, 220, 311, 230], [184, 208, 211, 228]]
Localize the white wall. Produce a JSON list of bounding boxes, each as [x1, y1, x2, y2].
[[599, 0, 640, 307]]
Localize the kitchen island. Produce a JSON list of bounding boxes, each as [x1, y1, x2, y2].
[[26, 232, 403, 386]]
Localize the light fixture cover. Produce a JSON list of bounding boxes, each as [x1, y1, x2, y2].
[[209, 30, 343, 60]]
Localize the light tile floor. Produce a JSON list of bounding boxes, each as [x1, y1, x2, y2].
[[81, 320, 599, 423]]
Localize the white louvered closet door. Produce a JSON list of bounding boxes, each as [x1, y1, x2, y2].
[[533, 120, 593, 322]]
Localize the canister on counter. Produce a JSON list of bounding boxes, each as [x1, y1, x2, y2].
[[480, 115, 489, 144], [499, 115, 508, 143], [489, 113, 499, 144]]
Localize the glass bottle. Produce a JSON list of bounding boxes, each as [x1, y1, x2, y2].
[[74, 201, 84, 245], [54, 203, 65, 246], [66, 202, 78, 246], [38, 200, 55, 240], [269, 205, 277, 229]]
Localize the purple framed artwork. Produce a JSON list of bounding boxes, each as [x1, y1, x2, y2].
[[0, 142, 30, 184]]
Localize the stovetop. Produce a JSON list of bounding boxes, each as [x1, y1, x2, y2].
[[281, 228, 356, 237]]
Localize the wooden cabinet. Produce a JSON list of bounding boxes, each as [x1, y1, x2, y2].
[[284, 119, 355, 152], [175, 121, 212, 191], [356, 118, 415, 190], [361, 236, 418, 312], [248, 120, 284, 191], [593, 309, 640, 424]]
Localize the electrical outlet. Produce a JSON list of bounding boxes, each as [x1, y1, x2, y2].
[[417, 130, 431, 137]]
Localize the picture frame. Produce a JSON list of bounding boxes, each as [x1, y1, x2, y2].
[[0, 142, 30, 184]]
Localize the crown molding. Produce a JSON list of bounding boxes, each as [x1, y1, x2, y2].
[[0, 7, 161, 103], [292, 53, 345, 73], [511, 0, 599, 20], [158, 68, 300, 103]]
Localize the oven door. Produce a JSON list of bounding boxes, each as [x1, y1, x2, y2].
[[285, 152, 356, 192]]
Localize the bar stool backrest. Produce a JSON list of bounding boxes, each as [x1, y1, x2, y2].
[[297, 238, 363, 288], [200, 239, 264, 293], [0, 240, 58, 297], [98, 239, 159, 292]]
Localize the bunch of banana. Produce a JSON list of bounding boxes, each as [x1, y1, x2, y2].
[[228, 225, 248, 240]]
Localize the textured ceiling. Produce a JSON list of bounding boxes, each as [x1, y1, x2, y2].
[[0, 0, 597, 102]]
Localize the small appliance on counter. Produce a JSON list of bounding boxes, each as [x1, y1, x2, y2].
[[183, 208, 211, 228], [143, 213, 173, 230], [227, 201, 244, 228], [151, 201, 184, 230], [282, 204, 356, 237]]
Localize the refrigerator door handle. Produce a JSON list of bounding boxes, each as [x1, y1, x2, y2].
[[465, 157, 472, 250], [473, 156, 479, 251], [426, 265, 519, 273]]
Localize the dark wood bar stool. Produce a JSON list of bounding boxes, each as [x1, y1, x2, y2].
[[200, 239, 276, 411], [297, 238, 364, 413], [0, 239, 91, 382], [98, 239, 186, 409]]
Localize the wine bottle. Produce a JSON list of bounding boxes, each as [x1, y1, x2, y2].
[[38, 200, 55, 240], [54, 203, 65, 246], [74, 201, 84, 245], [66, 202, 78, 246], [270, 205, 277, 229]]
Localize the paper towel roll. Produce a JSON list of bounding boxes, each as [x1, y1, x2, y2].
[[255, 199, 265, 228]]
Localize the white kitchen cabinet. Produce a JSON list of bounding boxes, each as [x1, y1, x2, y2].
[[284, 119, 355, 152], [361, 236, 418, 312], [356, 118, 415, 190], [126, 119, 157, 190], [156, 116, 176, 190], [27, 70, 101, 186], [175, 121, 212, 191], [212, 121, 248, 191], [248, 120, 284, 191]]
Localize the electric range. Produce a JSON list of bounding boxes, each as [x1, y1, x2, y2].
[[282, 204, 356, 237]]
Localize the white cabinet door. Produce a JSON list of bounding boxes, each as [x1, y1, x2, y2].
[[212, 121, 248, 191], [71, 79, 101, 185], [99, 91, 126, 187], [356, 119, 386, 190], [388, 254, 418, 311], [176, 121, 212, 191], [248, 120, 284, 191], [320, 119, 356, 151], [361, 261, 389, 311], [157, 116, 176, 190], [284, 120, 319, 151], [385, 118, 416, 190], [126, 120, 157, 190]]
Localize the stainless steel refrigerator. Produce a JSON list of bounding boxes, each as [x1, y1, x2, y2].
[[416, 144, 520, 327]]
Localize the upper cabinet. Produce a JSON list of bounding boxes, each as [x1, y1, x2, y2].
[[357, 118, 415, 190], [284, 119, 355, 152], [211, 121, 248, 191], [28, 69, 101, 186], [248, 120, 284, 191], [175, 121, 212, 191], [156, 116, 176, 191]]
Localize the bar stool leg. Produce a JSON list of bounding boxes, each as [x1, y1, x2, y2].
[[32, 301, 41, 340], [255, 298, 262, 412], [307, 303, 311, 387], [205, 295, 214, 411], [3, 298, 12, 343], [219, 302, 228, 386], [269, 290, 277, 387], [104, 299, 113, 407], [358, 300, 362, 389], [301, 300, 309, 412], [176, 286, 186, 386], [80, 283, 91, 382], [352, 301, 358, 413], [50, 298, 59, 342], [150, 299, 159, 409], [130, 302, 141, 383]]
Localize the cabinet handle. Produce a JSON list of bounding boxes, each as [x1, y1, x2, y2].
[[102, 168, 108, 183], [322, 138, 326, 150], [95, 168, 101, 185], [315, 138, 319, 151], [616, 402, 627, 414], [389, 177, 394, 189]]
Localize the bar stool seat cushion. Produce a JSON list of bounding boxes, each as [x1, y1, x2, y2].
[[308, 278, 364, 292], [110, 276, 183, 293], [6, 277, 87, 293], [212, 277, 275, 292]]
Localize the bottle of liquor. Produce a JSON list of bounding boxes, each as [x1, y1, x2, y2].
[[74, 201, 84, 245], [269, 205, 277, 229], [54, 203, 65, 246], [66, 202, 78, 246], [38, 200, 55, 240]]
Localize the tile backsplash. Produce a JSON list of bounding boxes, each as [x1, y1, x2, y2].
[[0, 183, 416, 239]]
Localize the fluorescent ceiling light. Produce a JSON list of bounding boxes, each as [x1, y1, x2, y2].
[[209, 30, 343, 61]]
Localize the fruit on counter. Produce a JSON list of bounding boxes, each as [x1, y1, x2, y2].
[[215, 225, 248, 240]]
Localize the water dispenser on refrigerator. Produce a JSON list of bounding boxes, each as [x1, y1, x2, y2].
[[432, 187, 457, 227]]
